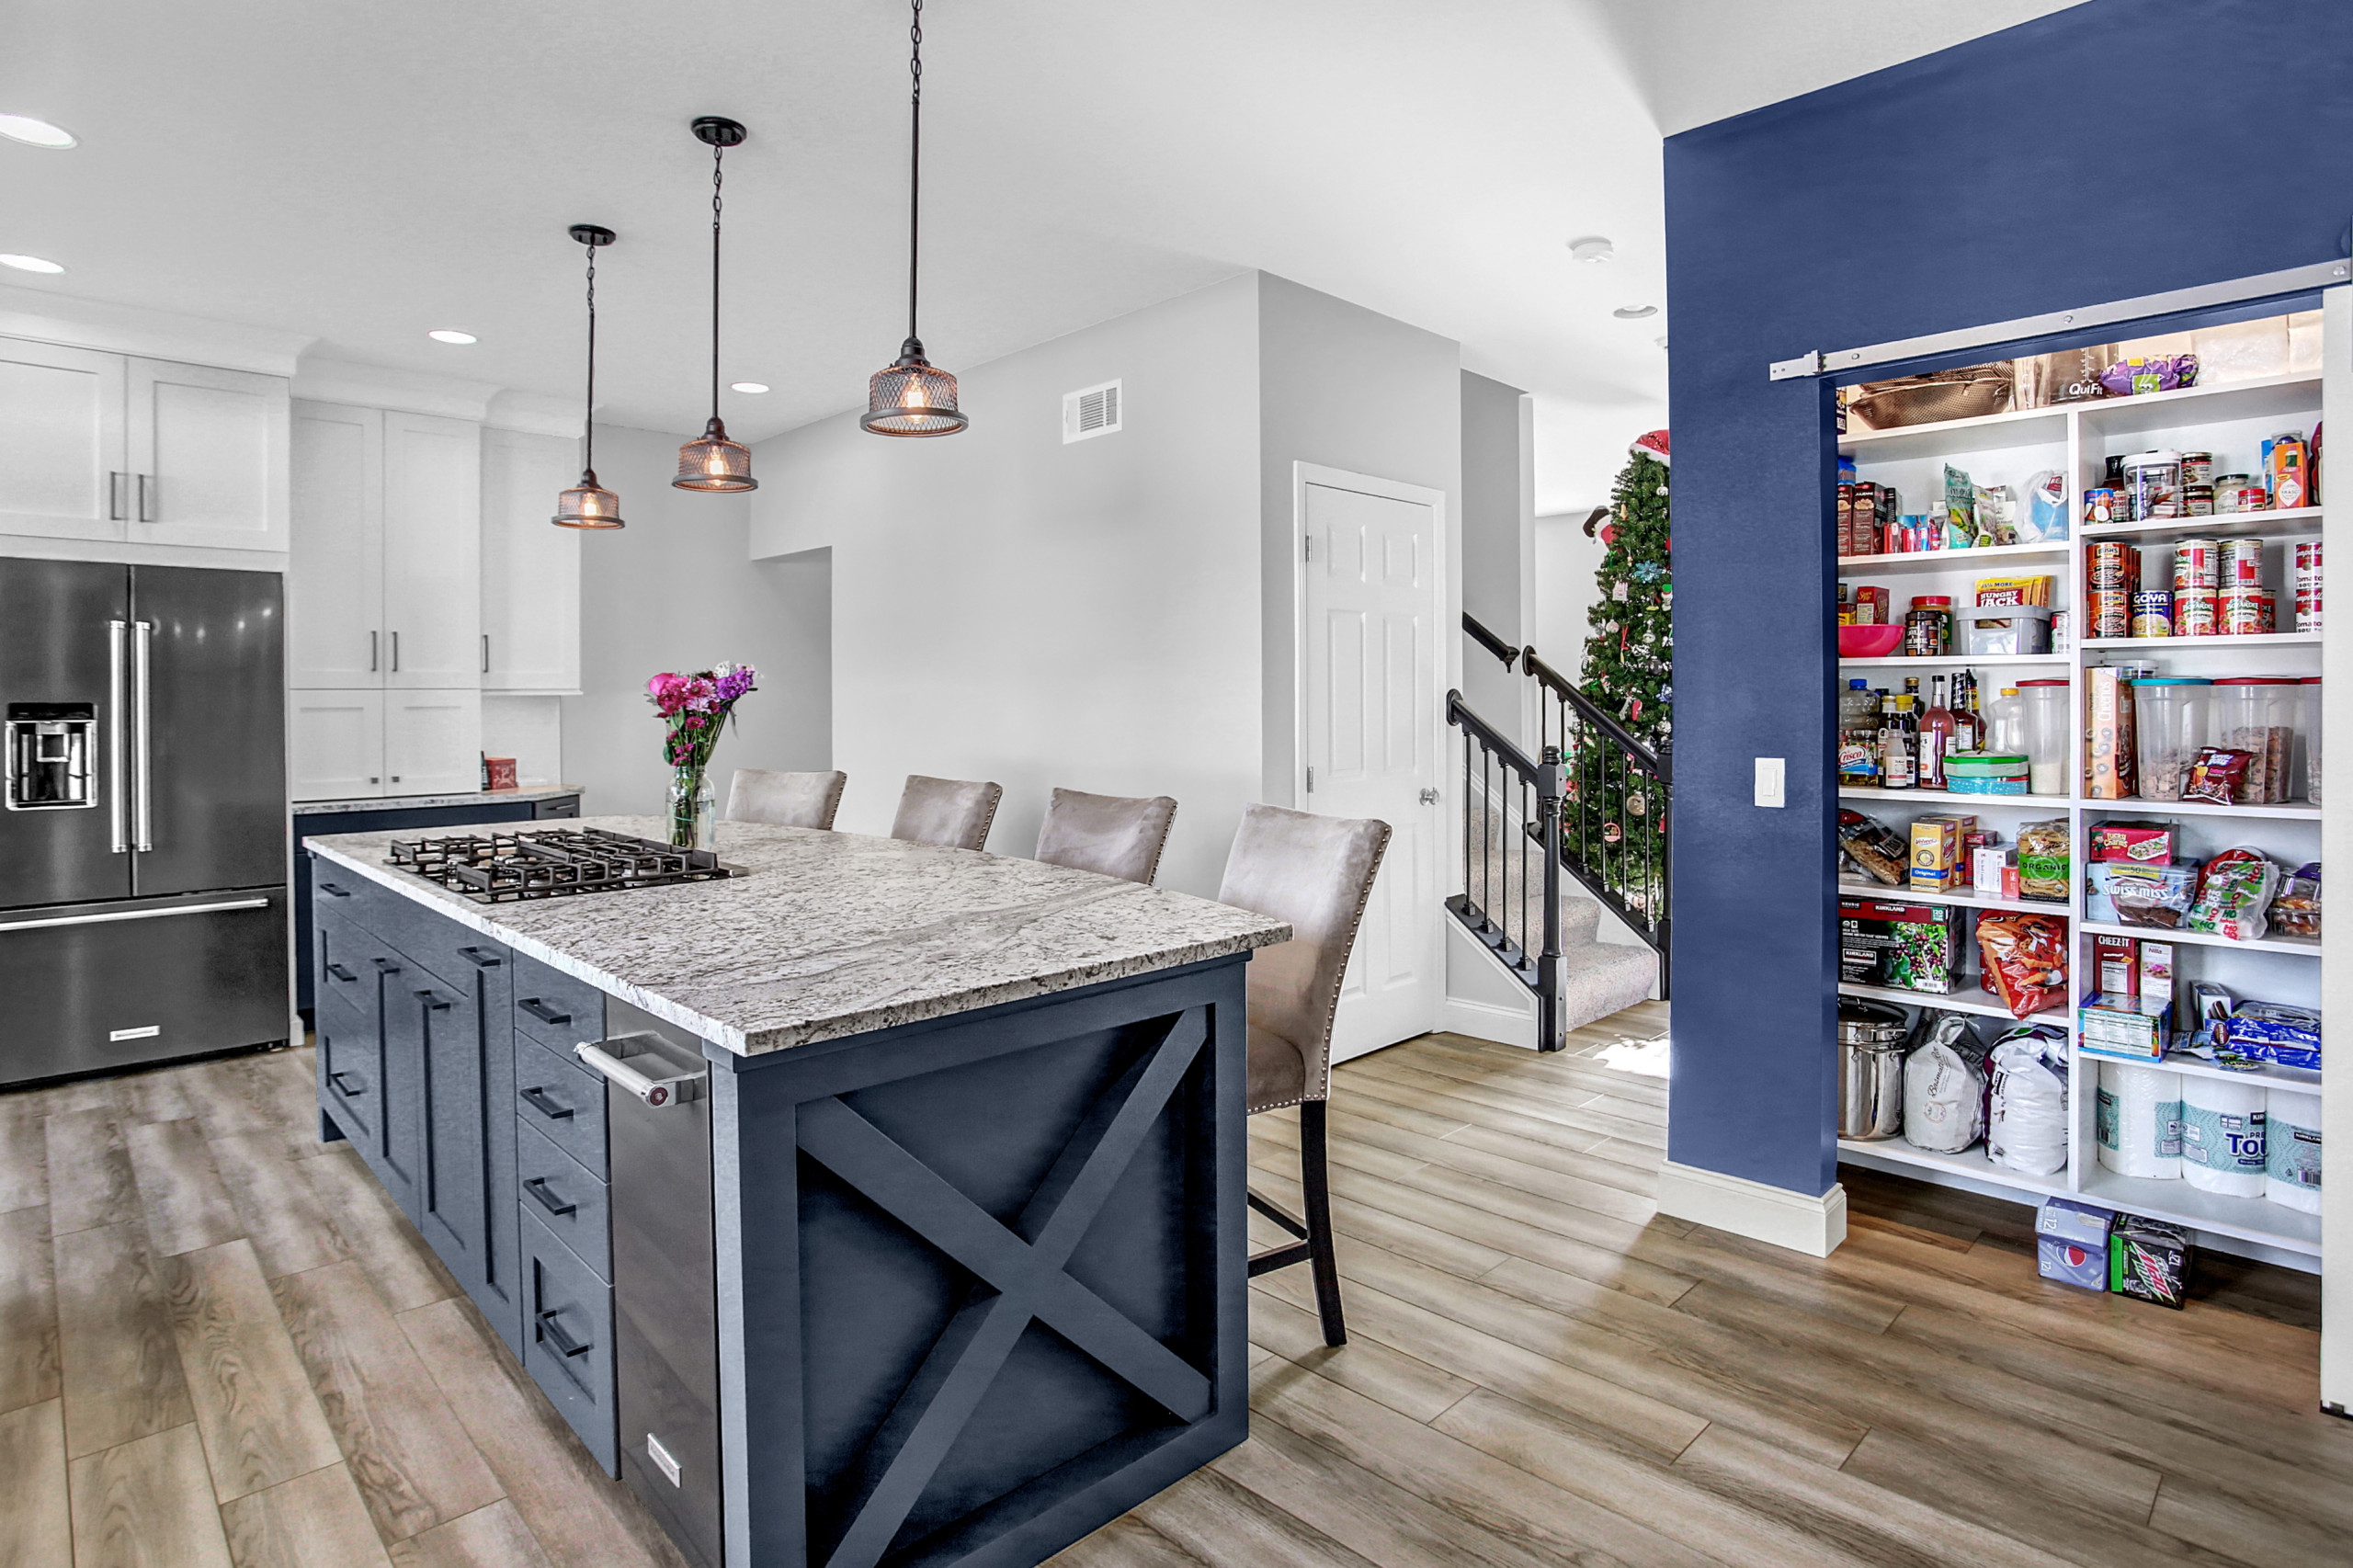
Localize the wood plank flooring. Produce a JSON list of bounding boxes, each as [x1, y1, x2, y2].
[[0, 1004, 2339, 1568]]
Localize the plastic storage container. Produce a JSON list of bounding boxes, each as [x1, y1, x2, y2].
[[2211, 677, 2299, 802], [2302, 676, 2323, 804], [2124, 450, 2183, 521], [1963, 603, 2054, 655], [2132, 677, 2212, 801], [1944, 753, 2030, 794], [1986, 687, 2027, 755], [2017, 678, 2073, 796]]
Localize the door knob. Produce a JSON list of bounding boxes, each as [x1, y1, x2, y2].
[[1419, 788, 1441, 805]]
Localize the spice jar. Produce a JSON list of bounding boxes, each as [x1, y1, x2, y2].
[[1904, 595, 1953, 658], [2132, 677, 2212, 801]]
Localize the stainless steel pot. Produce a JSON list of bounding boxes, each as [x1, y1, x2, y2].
[[1838, 1000, 1910, 1142]]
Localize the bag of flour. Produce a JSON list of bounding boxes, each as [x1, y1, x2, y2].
[[1903, 1014, 1985, 1153], [1988, 1027, 2069, 1176]]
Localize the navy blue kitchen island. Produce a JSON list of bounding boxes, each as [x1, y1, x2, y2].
[[303, 816, 1288, 1568]]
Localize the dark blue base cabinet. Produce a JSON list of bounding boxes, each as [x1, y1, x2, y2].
[[309, 856, 1249, 1568]]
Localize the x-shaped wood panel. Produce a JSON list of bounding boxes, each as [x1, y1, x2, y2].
[[795, 1007, 1213, 1568]]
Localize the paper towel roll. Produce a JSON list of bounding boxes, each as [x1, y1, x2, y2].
[[2097, 1062, 2183, 1180], [2267, 1088, 2323, 1215], [2181, 1076, 2268, 1197]]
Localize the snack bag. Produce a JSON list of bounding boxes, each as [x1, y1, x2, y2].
[[2273, 863, 2321, 937], [2183, 747, 2255, 806], [2108, 862, 2198, 928], [1978, 912, 2068, 1018], [1837, 810, 1909, 887], [2016, 818, 2071, 903], [2186, 847, 2280, 942]]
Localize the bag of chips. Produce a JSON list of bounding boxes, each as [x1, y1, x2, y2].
[[2187, 847, 2279, 942], [2183, 747, 2255, 806], [2272, 863, 2321, 938], [1977, 912, 2069, 1018]]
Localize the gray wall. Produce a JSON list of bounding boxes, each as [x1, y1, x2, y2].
[[1459, 369, 1532, 738], [745, 276, 1265, 898], [1256, 274, 1463, 803], [561, 423, 832, 817]]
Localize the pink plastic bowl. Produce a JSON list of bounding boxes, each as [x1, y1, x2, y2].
[[1839, 623, 1904, 658]]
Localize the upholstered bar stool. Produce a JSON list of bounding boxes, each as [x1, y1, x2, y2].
[[725, 768, 847, 830], [891, 774, 1003, 852], [1217, 802, 1391, 1346], [1034, 788, 1178, 884]]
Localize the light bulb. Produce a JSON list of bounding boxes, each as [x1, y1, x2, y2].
[[902, 380, 927, 410], [706, 450, 726, 475]]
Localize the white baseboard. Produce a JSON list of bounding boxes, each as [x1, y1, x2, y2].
[[1657, 1160, 1847, 1258], [1439, 996, 1538, 1050]]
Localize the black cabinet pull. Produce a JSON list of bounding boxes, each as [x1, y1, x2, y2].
[[523, 1176, 576, 1217], [371, 957, 403, 975], [415, 989, 453, 1012], [520, 1085, 575, 1120], [457, 947, 503, 970], [537, 1307, 592, 1358], [518, 997, 571, 1026], [324, 962, 357, 983], [328, 1071, 368, 1097], [318, 881, 352, 899]]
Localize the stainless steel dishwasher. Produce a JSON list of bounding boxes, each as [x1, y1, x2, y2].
[[576, 999, 723, 1568]]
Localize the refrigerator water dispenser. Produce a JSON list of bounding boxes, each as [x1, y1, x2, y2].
[[6, 703, 97, 811]]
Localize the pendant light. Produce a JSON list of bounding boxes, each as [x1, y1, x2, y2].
[[860, 0, 967, 436], [552, 224, 623, 529], [675, 116, 756, 491]]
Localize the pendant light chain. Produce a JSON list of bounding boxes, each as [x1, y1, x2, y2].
[[710, 138, 724, 421], [907, 0, 923, 345], [858, 0, 965, 435], [584, 239, 598, 475], [554, 222, 623, 527], [675, 116, 756, 489]]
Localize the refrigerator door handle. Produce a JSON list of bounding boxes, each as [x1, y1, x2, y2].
[[108, 619, 129, 854], [131, 620, 153, 852], [0, 896, 269, 934]]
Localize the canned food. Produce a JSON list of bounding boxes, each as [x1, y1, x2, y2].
[[2088, 540, 2137, 591], [2221, 587, 2275, 636], [2177, 590, 2220, 637], [2131, 590, 2174, 638], [2174, 539, 2219, 592], [2088, 588, 2132, 641], [2221, 537, 2265, 588], [2180, 452, 2213, 487], [2296, 540, 2323, 631], [2083, 487, 2125, 525], [2217, 483, 2270, 513], [2183, 483, 2214, 516]]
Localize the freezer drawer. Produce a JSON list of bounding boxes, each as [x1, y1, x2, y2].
[[0, 887, 290, 1085]]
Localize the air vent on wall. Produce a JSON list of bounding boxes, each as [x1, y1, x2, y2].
[[1062, 379, 1121, 443]]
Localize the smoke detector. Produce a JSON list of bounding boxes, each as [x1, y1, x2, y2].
[[1566, 235, 1614, 263], [1062, 379, 1121, 443]]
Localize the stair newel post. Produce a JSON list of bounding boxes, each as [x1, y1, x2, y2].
[[1536, 744, 1565, 1052]]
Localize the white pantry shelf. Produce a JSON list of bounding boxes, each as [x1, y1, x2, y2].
[[2082, 631, 2319, 651], [2076, 1165, 2320, 1256], [1840, 785, 2068, 807], [2080, 506, 2321, 547], [2074, 795, 2323, 821], [2075, 1043, 2321, 1093], [1838, 978, 2064, 1029], [1838, 541, 2070, 573], [1837, 1137, 2074, 1201], [1837, 875, 2069, 917], [2078, 919, 2320, 958]]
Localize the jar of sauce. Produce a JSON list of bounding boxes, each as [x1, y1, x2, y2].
[[1904, 595, 1953, 657]]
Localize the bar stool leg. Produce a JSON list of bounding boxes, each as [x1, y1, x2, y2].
[[1300, 1098, 1346, 1346]]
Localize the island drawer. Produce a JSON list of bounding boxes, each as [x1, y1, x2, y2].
[[517, 1120, 610, 1279], [312, 913, 384, 1029], [314, 992, 378, 1148], [308, 861, 392, 936], [521, 1207, 618, 1475], [512, 953, 605, 1053], [515, 1035, 608, 1178]]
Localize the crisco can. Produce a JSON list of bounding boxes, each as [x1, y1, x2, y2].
[[2296, 540, 2323, 631], [2221, 587, 2274, 636], [2220, 537, 2264, 588], [2130, 590, 2173, 638], [2177, 590, 2220, 636], [2089, 588, 2132, 641], [2173, 538, 2218, 592]]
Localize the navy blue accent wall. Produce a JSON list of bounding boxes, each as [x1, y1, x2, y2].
[[1664, 0, 2353, 1196]]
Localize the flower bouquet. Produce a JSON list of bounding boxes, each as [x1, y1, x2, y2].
[[647, 662, 756, 849]]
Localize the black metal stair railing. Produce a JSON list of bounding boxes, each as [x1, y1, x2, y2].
[[1444, 689, 1563, 1051]]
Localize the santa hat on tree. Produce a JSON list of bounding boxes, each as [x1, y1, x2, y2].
[[1630, 428, 1669, 466]]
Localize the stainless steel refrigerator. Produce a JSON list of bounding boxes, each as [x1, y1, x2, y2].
[[2, 559, 290, 1087]]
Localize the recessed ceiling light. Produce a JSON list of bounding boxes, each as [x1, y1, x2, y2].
[[0, 115, 75, 149], [1566, 235, 1614, 263], [730, 381, 769, 393], [426, 329, 477, 345], [1613, 304, 1658, 320], [0, 254, 64, 274]]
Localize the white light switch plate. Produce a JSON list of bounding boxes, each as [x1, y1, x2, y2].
[[1755, 757, 1786, 808]]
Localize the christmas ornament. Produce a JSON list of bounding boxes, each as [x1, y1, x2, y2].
[[1627, 791, 1646, 816], [1603, 822, 1623, 844]]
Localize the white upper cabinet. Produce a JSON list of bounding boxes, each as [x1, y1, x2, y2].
[[384, 689, 484, 795], [289, 403, 386, 687], [0, 336, 286, 550], [480, 427, 582, 694], [0, 340, 128, 540], [381, 412, 483, 689], [289, 688, 386, 801], [127, 359, 290, 551]]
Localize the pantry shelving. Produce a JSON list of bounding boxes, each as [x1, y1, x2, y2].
[[2082, 1045, 2322, 1093], [1833, 327, 2331, 1269]]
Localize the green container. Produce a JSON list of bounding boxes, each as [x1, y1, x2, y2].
[[1942, 752, 2030, 778]]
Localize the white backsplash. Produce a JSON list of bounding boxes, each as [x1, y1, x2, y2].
[[483, 695, 564, 785]]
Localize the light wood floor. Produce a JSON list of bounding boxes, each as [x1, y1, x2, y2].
[[3, 1003, 2344, 1568]]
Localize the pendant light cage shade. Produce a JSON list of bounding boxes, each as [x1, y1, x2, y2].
[[861, 344, 967, 436], [674, 416, 756, 490], [553, 472, 625, 528]]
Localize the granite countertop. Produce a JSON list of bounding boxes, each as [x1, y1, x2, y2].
[[303, 814, 1290, 1056], [293, 784, 584, 816]]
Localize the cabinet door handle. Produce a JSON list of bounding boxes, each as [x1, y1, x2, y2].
[[317, 881, 352, 899], [537, 1307, 592, 1358], [328, 1071, 368, 1097], [108, 472, 129, 521], [137, 473, 156, 523], [519, 1085, 575, 1120], [390, 631, 399, 673], [415, 988, 453, 1011], [324, 962, 357, 983], [518, 997, 571, 1027], [457, 947, 503, 970], [371, 956, 402, 974], [523, 1176, 577, 1217], [482, 633, 490, 675], [369, 631, 379, 673]]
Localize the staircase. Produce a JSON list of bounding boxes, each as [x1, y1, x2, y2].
[[1448, 615, 1670, 1051]]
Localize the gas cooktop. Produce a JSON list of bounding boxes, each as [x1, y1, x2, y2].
[[386, 828, 740, 904]]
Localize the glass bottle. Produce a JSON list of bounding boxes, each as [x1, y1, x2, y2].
[[1921, 676, 1956, 790], [1959, 671, 1988, 752]]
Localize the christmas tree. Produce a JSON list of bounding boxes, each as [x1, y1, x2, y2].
[[1568, 429, 1670, 907]]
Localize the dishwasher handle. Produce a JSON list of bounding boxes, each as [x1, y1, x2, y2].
[[575, 1033, 705, 1109]]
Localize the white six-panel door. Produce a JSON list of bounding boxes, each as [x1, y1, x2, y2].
[[1301, 472, 1445, 1062]]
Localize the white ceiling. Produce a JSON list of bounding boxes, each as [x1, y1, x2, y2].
[[0, 1, 2086, 512]]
